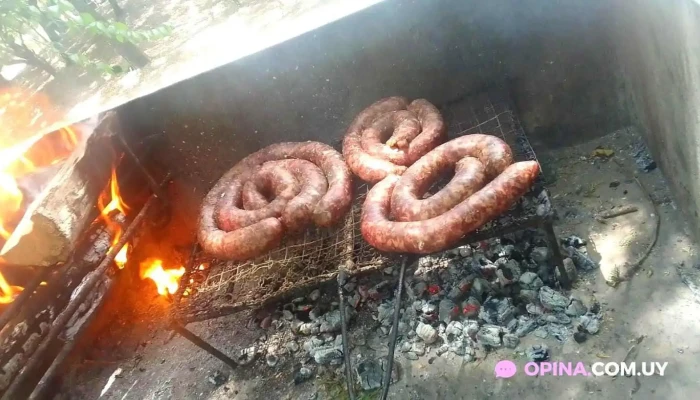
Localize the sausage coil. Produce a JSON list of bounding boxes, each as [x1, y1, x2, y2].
[[343, 97, 447, 183], [198, 141, 353, 260], [360, 134, 539, 254]]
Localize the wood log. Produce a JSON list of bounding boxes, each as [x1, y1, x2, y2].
[[0, 112, 120, 267]]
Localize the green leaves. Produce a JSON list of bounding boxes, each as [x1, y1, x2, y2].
[[80, 12, 95, 25]]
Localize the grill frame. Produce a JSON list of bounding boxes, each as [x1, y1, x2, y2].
[[171, 89, 566, 329]]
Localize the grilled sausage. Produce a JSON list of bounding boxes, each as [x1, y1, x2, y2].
[[343, 97, 447, 183], [361, 161, 540, 254], [224, 163, 301, 230], [198, 141, 352, 260], [390, 134, 513, 222]]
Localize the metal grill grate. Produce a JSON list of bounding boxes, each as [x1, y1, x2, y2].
[[172, 90, 554, 324]]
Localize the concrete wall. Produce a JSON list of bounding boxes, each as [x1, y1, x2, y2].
[[120, 0, 629, 196], [612, 0, 700, 238]]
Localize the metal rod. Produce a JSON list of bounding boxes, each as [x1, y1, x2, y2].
[[28, 277, 115, 400], [337, 270, 355, 400], [0, 267, 53, 330], [381, 256, 409, 400], [117, 133, 168, 205], [2, 175, 168, 400], [543, 221, 569, 289], [171, 323, 239, 369]]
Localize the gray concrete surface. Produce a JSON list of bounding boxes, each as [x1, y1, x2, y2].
[[612, 0, 700, 242], [118, 0, 629, 197]]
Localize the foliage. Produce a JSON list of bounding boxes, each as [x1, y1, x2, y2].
[[0, 0, 172, 75]]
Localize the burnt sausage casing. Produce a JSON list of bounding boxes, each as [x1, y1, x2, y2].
[[343, 97, 447, 183], [361, 161, 540, 254], [198, 141, 352, 261]]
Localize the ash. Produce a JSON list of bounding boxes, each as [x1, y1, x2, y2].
[[248, 228, 602, 388]]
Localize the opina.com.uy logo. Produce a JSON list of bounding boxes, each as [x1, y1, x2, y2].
[[494, 360, 668, 378]]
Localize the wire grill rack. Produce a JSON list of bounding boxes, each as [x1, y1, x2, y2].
[[172, 90, 557, 324]]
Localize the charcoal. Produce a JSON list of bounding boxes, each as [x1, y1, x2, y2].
[[308, 289, 321, 302], [539, 286, 569, 311], [574, 331, 588, 343], [416, 322, 439, 344], [530, 247, 551, 265], [294, 367, 313, 384], [356, 359, 383, 390], [565, 247, 597, 271], [543, 313, 571, 325], [519, 272, 543, 290], [526, 303, 545, 315], [320, 310, 343, 333], [266, 354, 279, 367], [479, 297, 515, 326], [411, 341, 426, 356], [565, 299, 588, 316], [458, 246, 472, 258], [632, 141, 657, 172], [285, 341, 300, 353], [439, 299, 459, 323], [445, 321, 464, 337], [526, 344, 550, 362], [561, 235, 586, 248], [470, 278, 492, 301], [313, 346, 343, 365], [476, 325, 503, 347], [579, 313, 602, 334], [503, 334, 520, 349], [519, 289, 539, 303], [462, 297, 481, 318], [514, 316, 538, 337], [463, 320, 480, 337], [421, 302, 438, 315], [377, 301, 395, 326], [436, 345, 449, 356], [532, 327, 549, 339], [400, 341, 412, 353], [546, 324, 571, 342]]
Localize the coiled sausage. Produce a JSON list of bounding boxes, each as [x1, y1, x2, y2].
[[343, 97, 447, 183], [198, 141, 353, 260], [390, 134, 514, 222], [360, 140, 539, 254]]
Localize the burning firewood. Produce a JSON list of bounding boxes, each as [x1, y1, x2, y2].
[[0, 112, 121, 267]]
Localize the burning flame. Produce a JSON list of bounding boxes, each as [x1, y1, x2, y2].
[[0, 269, 23, 304], [98, 167, 130, 269], [115, 243, 129, 269], [0, 88, 84, 304], [139, 258, 185, 296]]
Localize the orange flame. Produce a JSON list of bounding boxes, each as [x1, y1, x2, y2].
[[98, 167, 130, 269], [0, 88, 85, 303], [139, 258, 185, 296], [0, 270, 23, 304], [115, 243, 129, 269]]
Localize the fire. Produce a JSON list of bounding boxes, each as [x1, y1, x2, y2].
[[115, 243, 129, 269], [139, 258, 185, 296], [0, 269, 23, 304], [98, 167, 130, 269], [0, 88, 85, 303]]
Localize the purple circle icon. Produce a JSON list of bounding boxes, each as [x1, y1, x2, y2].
[[494, 360, 517, 378]]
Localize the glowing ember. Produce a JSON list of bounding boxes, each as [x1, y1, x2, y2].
[[139, 258, 185, 296]]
